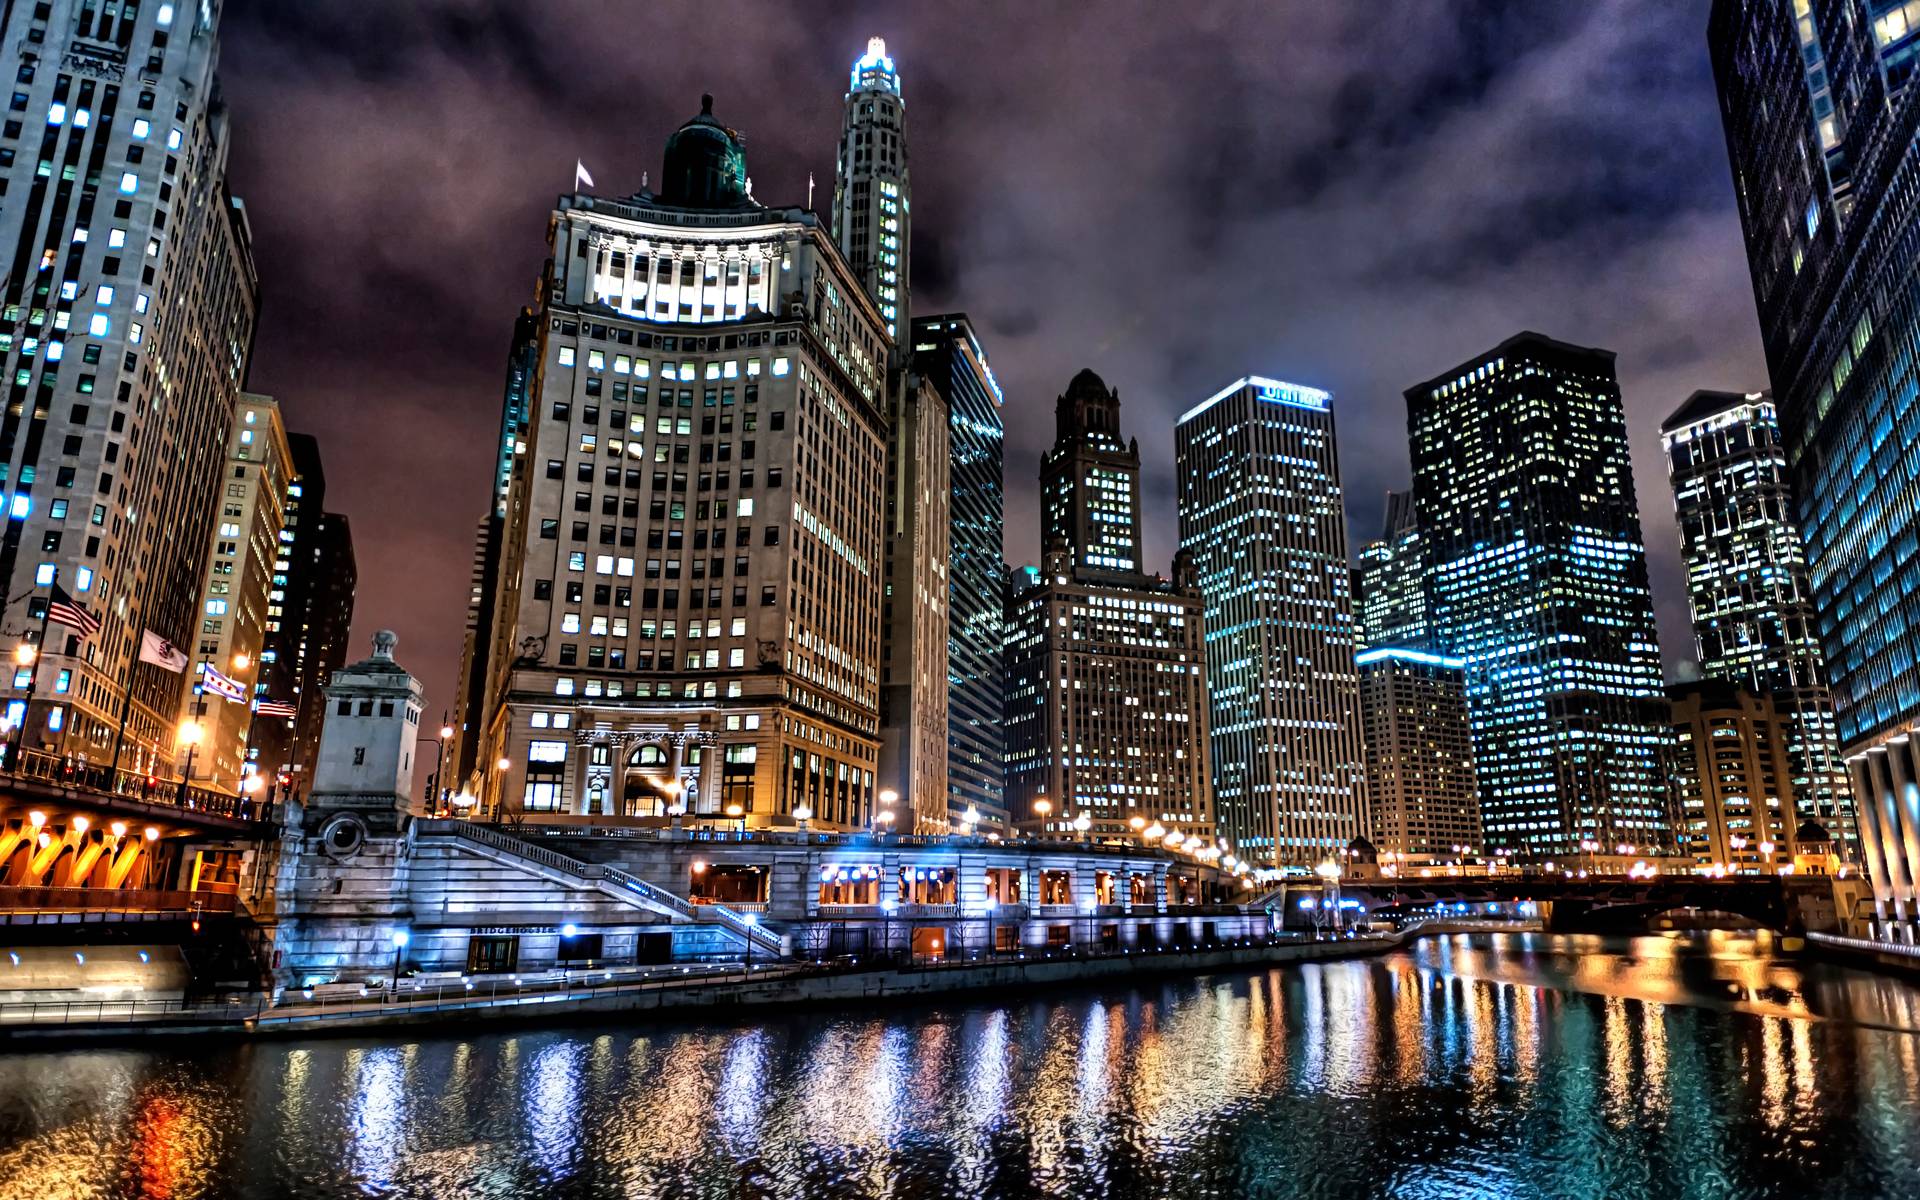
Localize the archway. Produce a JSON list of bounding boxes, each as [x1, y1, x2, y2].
[[622, 743, 675, 816]]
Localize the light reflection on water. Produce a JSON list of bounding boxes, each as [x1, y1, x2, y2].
[[1, 931, 1918, 1198]]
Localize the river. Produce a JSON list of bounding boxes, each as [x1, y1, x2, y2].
[[1, 931, 1918, 1199]]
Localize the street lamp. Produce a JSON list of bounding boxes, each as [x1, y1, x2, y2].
[[490, 756, 511, 823], [875, 808, 896, 838], [726, 801, 746, 835], [1073, 811, 1091, 844], [961, 805, 980, 837], [1033, 797, 1053, 838], [794, 802, 813, 834], [390, 928, 410, 989], [177, 717, 205, 796]]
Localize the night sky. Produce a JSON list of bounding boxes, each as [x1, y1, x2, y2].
[[218, 0, 1763, 715]]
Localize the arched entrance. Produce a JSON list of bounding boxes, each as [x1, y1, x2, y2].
[[622, 743, 675, 816]]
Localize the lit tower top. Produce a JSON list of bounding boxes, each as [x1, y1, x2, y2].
[[833, 36, 909, 340]]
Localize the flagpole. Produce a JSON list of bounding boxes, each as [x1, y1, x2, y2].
[[107, 622, 139, 780], [8, 568, 54, 768]]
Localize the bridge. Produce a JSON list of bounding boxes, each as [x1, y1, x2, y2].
[[1331, 875, 1807, 933], [0, 748, 275, 904]]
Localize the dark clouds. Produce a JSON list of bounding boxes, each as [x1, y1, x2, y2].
[[219, 0, 1761, 713]]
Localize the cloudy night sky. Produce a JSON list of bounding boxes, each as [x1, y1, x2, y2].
[[219, 0, 1762, 713]]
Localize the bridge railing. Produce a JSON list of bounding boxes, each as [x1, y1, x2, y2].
[[0, 748, 274, 825], [0, 886, 238, 915]]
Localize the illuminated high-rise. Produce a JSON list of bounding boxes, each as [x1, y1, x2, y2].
[[1355, 490, 1428, 651], [0, 1, 258, 773], [913, 313, 1008, 831], [1357, 647, 1480, 864], [1007, 369, 1212, 843], [832, 37, 907, 340], [1659, 389, 1852, 850], [1711, 0, 1920, 935], [1406, 332, 1672, 858], [1176, 376, 1368, 869]]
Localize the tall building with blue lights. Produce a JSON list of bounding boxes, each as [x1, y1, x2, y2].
[[913, 313, 1008, 831], [1711, 0, 1920, 935], [832, 37, 907, 341], [1659, 389, 1853, 853], [1405, 332, 1673, 859], [1355, 490, 1428, 651], [1176, 376, 1368, 869]]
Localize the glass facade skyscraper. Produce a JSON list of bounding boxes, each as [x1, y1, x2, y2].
[[1355, 490, 1428, 651], [913, 313, 1008, 831], [1176, 376, 1368, 869], [1405, 332, 1673, 858], [1711, 0, 1920, 934], [1659, 389, 1853, 851]]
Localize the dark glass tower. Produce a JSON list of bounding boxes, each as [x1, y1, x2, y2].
[[913, 313, 1008, 830], [1356, 490, 1428, 651], [1406, 332, 1673, 859], [1042, 370, 1142, 585], [1659, 389, 1852, 850], [1711, 0, 1920, 934]]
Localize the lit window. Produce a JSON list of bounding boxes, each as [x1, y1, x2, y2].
[[118, 172, 138, 194], [95, 285, 113, 306], [558, 346, 575, 367], [772, 357, 790, 376], [167, 127, 182, 151], [75, 567, 92, 591], [34, 563, 54, 585], [157, 3, 175, 25], [107, 229, 126, 249], [47, 103, 65, 125], [131, 118, 151, 139], [206, 599, 228, 615], [88, 315, 109, 337]]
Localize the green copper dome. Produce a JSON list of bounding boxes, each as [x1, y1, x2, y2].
[[659, 94, 751, 210]]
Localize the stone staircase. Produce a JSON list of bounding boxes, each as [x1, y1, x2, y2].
[[413, 819, 785, 958]]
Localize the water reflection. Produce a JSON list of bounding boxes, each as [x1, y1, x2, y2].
[[0, 932, 1918, 1198]]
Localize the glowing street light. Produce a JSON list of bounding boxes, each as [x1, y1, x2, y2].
[[793, 802, 813, 833]]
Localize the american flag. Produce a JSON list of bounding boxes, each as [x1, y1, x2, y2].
[[47, 583, 100, 639], [254, 699, 298, 719]]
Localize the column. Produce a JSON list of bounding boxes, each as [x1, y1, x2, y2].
[[1849, 755, 1892, 927], [1869, 750, 1914, 925], [1886, 740, 1920, 939]]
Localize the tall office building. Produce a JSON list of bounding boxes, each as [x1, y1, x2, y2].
[[1176, 376, 1368, 868], [452, 309, 538, 787], [1355, 490, 1429, 651], [913, 313, 1008, 831], [1006, 369, 1212, 843], [1659, 389, 1852, 848], [831, 37, 907, 340], [1042, 370, 1143, 585], [252, 435, 354, 786], [1357, 647, 1480, 865], [0, 2, 257, 774], [1711, 0, 1920, 934], [877, 371, 949, 832], [1406, 332, 1673, 858], [1668, 678, 1801, 874], [287, 510, 354, 787], [186, 393, 290, 790], [468, 98, 890, 831], [829, 38, 945, 830]]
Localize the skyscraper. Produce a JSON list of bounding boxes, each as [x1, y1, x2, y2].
[[832, 37, 908, 340], [1355, 490, 1428, 651], [1357, 647, 1480, 865], [877, 371, 950, 832], [1659, 389, 1852, 849], [289, 511, 354, 787], [913, 313, 1008, 831], [1406, 332, 1672, 858], [1711, 0, 1920, 934], [0, 2, 258, 774], [1176, 376, 1368, 868], [1668, 678, 1801, 875], [452, 309, 538, 788], [186, 393, 291, 790], [469, 97, 890, 831], [1006, 369, 1212, 843], [1043, 369, 1143, 584]]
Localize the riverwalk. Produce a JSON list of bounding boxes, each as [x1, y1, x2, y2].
[[0, 919, 1531, 1041]]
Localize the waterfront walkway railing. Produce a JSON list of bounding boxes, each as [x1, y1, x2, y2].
[[1806, 930, 1920, 960], [0, 747, 273, 825]]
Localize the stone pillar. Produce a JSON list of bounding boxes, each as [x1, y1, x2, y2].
[[1850, 755, 1891, 926], [1886, 740, 1920, 938], [1869, 750, 1913, 924]]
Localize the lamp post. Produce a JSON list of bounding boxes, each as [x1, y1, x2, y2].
[[742, 912, 758, 975], [1073, 811, 1091, 844], [794, 802, 813, 835], [176, 716, 204, 801], [390, 928, 410, 989], [726, 801, 746, 836], [1033, 797, 1053, 840], [960, 805, 980, 838], [490, 756, 511, 824]]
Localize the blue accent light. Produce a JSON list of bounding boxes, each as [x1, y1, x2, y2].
[[1354, 647, 1466, 669], [1180, 375, 1331, 424]]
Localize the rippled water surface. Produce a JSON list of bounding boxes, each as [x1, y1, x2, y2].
[[3, 932, 1920, 1199]]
